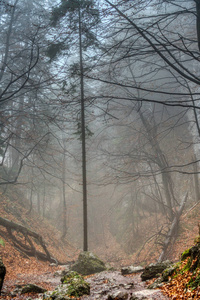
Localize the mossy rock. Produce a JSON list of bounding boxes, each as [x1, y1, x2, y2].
[[161, 263, 178, 282], [181, 243, 200, 272], [20, 284, 47, 294], [141, 260, 172, 281], [71, 251, 106, 275], [148, 263, 179, 289], [43, 287, 71, 300], [43, 271, 90, 299], [61, 270, 90, 296], [175, 242, 200, 290], [61, 271, 82, 284]]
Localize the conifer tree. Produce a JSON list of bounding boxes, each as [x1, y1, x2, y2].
[[49, 0, 100, 251]]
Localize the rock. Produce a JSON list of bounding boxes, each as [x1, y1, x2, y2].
[[147, 277, 164, 289], [147, 262, 177, 289], [161, 263, 177, 281], [43, 287, 71, 300], [124, 282, 134, 289], [130, 289, 157, 299], [0, 257, 6, 295], [44, 271, 90, 299], [71, 251, 106, 275], [121, 265, 144, 275], [107, 290, 128, 299], [141, 260, 172, 281], [61, 271, 90, 296], [13, 284, 47, 294], [105, 263, 116, 272]]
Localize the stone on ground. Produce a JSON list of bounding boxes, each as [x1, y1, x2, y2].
[[141, 260, 172, 281], [121, 265, 144, 275], [43, 271, 90, 300], [71, 251, 106, 275]]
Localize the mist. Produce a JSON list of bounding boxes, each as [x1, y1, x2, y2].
[[0, 0, 199, 268]]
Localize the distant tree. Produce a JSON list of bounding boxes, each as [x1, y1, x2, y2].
[[82, 0, 199, 255], [0, 0, 55, 184], [91, 0, 200, 175]]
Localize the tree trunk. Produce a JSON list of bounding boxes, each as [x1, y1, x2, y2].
[[0, 257, 6, 296], [196, 0, 200, 51], [78, 6, 88, 252], [158, 192, 188, 262], [193, 156, 200, 202], [61, 137, 67, 240], [139, 110, 175, 221]]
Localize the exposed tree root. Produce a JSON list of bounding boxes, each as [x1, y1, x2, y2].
[[0, 216, 57, 264]]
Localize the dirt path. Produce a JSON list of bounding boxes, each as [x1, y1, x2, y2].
[[82, 271, 170, 300], [2, 270, 170, 299]]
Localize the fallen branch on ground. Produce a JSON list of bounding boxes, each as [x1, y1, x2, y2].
[[0, 216, 57, 263]]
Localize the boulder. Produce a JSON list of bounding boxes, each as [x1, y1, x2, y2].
[[147, 262, 178, 289], [44, 271, 90, 300], [161, 263, 177, 282], [130, 289, 158, 299], [0, 257, 6, 295], [71, 251, 106, 275], [43, 286, 71, 300], [107, 290, 128, 299], [121, 265, 144, 275], [147, 277, 164, 289], [13, 284, 47, 295], [141, 260, 172, 281]]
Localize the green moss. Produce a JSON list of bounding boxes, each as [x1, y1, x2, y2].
[[0, 239, 5, 247], [61, 271, 90, 297], [171, 243, 200, 291], [162, 263, 179, 281], [181, 248, 191, 261], [43, 271, 90, 299], [61, 271, 82, 284], [188, 273, 200, 290], [71, 251, 106, 275]]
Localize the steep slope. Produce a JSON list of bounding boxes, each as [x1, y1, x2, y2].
[[123, 202, 200, 267], [0, 186, 79, 283]]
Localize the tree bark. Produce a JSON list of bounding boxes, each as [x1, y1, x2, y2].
[[78, 5, 88, 252], [158, 192, 188, 262], [0, 257, 6, 296], [196, 0, 200, 51], [193, 156, 200, 202]]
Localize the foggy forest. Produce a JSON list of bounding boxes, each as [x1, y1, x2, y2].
[[1, 0, 200, 299]]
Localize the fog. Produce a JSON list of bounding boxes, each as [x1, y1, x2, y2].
[[0, 0, 199, 264]]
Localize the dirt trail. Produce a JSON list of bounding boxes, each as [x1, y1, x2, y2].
[[83, 271, 170, 300], [2, 269, 170, 299]]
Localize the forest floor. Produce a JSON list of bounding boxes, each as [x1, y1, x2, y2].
[[2, 268, 170, 300], [0, 186, 200, 299]]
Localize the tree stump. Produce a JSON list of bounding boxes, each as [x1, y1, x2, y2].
[[0, 257, 6, 295]]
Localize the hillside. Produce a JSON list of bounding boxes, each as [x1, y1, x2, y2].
[[0, 186, 79, 283], [0, 185, 200, 299], [128, 202, 200, 266]]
